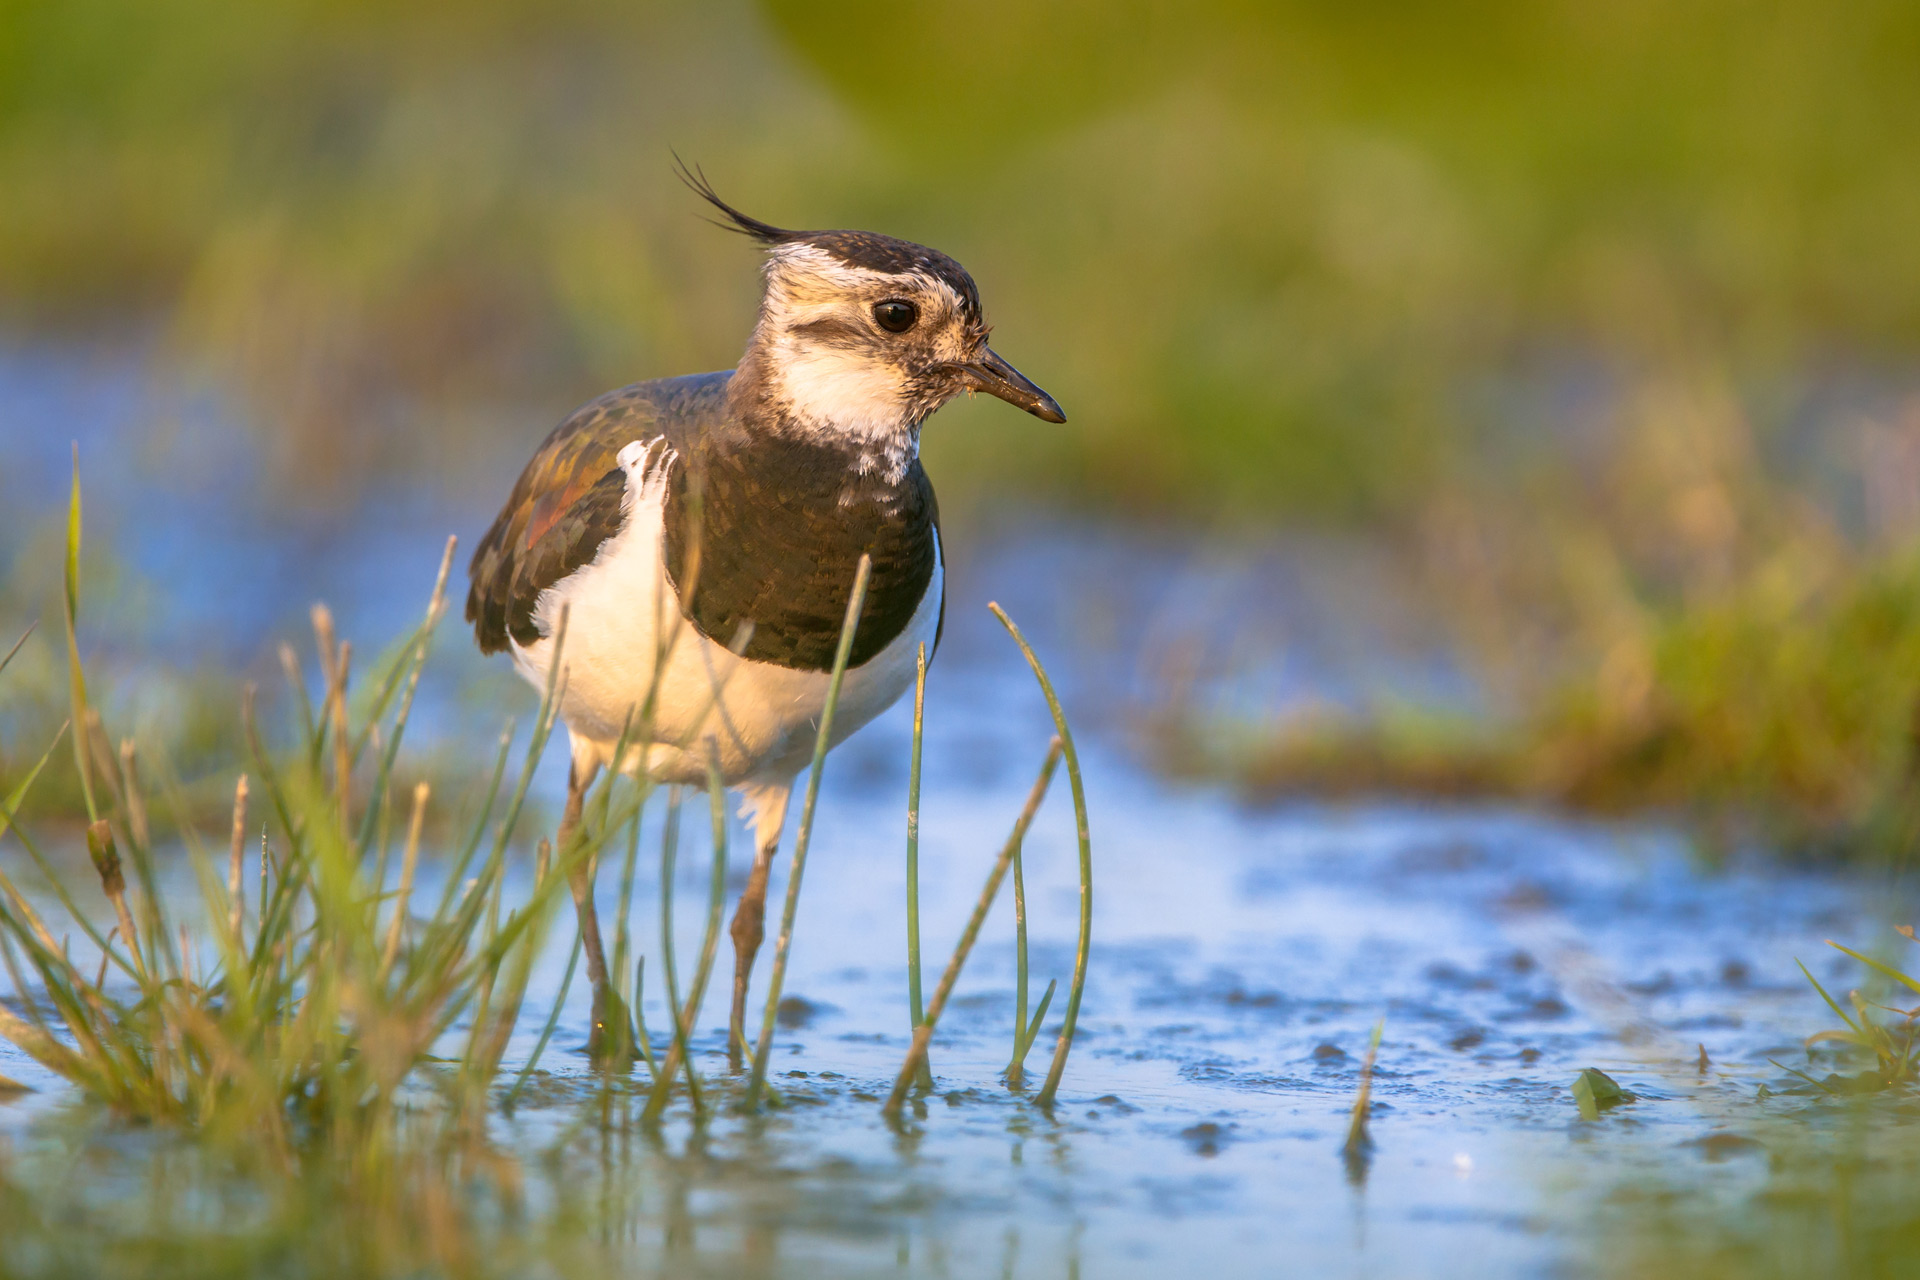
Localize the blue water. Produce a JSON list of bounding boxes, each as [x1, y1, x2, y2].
[[0, 342, 1910, 1277]]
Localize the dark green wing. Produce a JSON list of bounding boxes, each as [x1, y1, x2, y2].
[[465, 372, 732, 654]]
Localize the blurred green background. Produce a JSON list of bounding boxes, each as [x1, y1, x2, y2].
[[6, 0, 1920, 842], [3, 0, 1915, 516]]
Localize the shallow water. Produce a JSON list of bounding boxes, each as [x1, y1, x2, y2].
[[1, 344, 1915, 1277]]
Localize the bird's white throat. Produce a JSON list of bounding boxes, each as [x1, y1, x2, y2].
[[765, 333, 920, 459], [747, 244, 939, 480]]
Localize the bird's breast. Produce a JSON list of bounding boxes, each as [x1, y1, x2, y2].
[[663, 435, 939, 672]]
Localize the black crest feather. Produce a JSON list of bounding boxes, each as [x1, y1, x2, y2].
[[670, 153, 985, 326], [672, 152, 795, 246]]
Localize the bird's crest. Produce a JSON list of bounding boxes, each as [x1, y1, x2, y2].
[[671, 154, 986, 328], [673, 153, 797, 247]]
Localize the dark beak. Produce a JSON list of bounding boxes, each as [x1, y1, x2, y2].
[[955, 348, 1067, 423]]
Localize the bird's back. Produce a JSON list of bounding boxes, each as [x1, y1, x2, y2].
[[465, 371, 733, 655]]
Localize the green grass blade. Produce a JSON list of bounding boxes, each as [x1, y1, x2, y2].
[[652, 788, 701, 1114], [0, 621, 35, 683], [505, 933, 581, 1113], [1343, 1019, 1385, 1154], [886, 740, 1061, 1117], [441, 721, 515, 909], [343, 548, 452, 773], [353, 537, 456, 860], [0, 799, 138, 984], [631, 955, 657, 1080], [430, 609, 570, 948], [1800, 957, 1866, 1032], [1827, 940, 1920, 999], [0, 723, 68, 844], [426, 622, 568, 971], [612, 804, 642, 1003], [62, 448, 98, 824], [450, 784, 646, 991], [0, 927, 75, 1070], [643, 749, 729, 1125], [1007, 837, 1029, 1081], [1767, 1057, 1840, 1095], [989, 604, 1094, 1110], [745, 554, 871, 1110], [344, 633, 414, 763], [599, 704, 651, 1003], [906, 642, 931, 1090], [657, 788, 685, 1049], [1014, 978, 1057, 1070], [476, 612, 571, 884], [277, 643, 318, 771]]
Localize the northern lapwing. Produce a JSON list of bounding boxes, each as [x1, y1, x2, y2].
[[465, 166, 1066, 1063]]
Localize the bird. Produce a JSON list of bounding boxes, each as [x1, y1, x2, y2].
[[464, 164, 1065, 1066]]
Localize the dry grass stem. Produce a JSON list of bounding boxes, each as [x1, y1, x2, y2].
[[227, 774, 249, 942], [382, 782, 430, 978]]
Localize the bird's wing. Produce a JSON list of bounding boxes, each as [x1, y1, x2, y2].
[[465, 373, 731, 654]]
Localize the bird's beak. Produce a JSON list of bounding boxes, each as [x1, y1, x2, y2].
[[955, 348, 1067, 423]]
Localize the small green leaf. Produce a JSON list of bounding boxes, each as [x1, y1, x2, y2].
[[1572, 1067, 1636, 1120]]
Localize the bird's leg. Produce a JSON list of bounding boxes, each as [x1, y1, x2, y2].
[[560, 758, 609, 985], [727, 830, 777, 1070]]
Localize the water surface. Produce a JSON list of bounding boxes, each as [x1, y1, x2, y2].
[[0, 345, 1910, 1277]]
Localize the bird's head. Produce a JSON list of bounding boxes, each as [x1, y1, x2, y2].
[[681, 164, 1065, 460]]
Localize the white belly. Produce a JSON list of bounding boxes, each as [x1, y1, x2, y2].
[[509, 442, 940, 790]]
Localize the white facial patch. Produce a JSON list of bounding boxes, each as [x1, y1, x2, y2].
[[751, 244, 972, 475], [774, 343, 910, 439]]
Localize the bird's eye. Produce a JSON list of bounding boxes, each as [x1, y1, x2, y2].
[[873, 299, 918, 333]]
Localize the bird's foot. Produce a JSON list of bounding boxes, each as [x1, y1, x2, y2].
[[587, 979, 638, 1074], [728, 971, 754, 1072]]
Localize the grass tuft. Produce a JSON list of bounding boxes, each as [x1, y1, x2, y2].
[[989, 604, 1094, 1109], [0, 470, 1108, 1273], [886, 737, 1061, 1119], [1793, 931, 1920, 1088], [0, 466, 620, 1154]]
